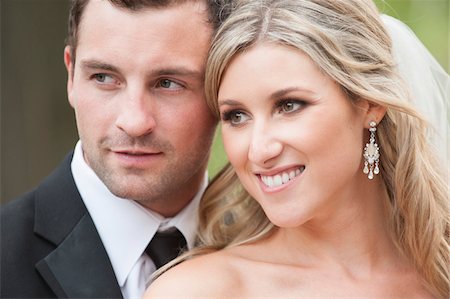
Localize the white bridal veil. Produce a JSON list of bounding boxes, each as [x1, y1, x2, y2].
[[381, 15, 450, 171]]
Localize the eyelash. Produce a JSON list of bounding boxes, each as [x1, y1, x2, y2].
[[88, 74, 186, 92], [221, 110, 246, 123], [275, 99, 305, 114], [90, 73, 115, 83], [155, 78, 185, 90], [221, 99, 306, 127]]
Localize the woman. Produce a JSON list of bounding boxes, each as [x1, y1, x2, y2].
[[145, 0, 449, 297]]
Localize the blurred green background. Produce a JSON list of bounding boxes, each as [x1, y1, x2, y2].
[[1, 0, 449, 202], [207, 0, 450, 177]]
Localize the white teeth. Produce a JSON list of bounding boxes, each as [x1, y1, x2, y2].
[[282, 173, 289, 184], [267, 176, 274, 187], [273, 175, 282, 186], [260, 167, 305, 188], [289, 171, 295, 179]]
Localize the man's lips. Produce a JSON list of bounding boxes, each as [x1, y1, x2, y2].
[[111, 149, 163, 167], [112, 149, 162, 155]]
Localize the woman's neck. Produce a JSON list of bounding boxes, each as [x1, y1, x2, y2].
[[271, 177, 408, 277]]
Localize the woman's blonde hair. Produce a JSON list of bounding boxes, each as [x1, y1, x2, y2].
[[158, 0, 449, 297]]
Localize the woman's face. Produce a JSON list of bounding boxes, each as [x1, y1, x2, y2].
[[218, 43, 370, 227]]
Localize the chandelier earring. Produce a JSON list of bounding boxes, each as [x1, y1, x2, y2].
[[363, 121, 380, 180]]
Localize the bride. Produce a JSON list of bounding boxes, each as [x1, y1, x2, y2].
[[145, 0, 449, 298]]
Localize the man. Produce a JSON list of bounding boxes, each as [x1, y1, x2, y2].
[[1, 0, 228, 297]]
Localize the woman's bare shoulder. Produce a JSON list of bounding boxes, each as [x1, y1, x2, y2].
[[143, 250, 241, 298]]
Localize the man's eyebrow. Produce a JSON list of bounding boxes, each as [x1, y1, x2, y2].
[[154, 68, 204, 80], [80, 60, 120, 73], [79, 60, 203, 80]]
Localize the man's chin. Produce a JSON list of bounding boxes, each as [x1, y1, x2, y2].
[[108, 188, 149, 202]]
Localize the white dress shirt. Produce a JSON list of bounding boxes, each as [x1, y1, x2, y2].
[[71, 141, 207, 299]]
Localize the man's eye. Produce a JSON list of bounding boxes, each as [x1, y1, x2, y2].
[[158, 79, 182, 89], [93, 73, 115, 84]]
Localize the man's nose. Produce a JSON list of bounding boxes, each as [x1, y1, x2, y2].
[[115, 88, 156, 137]]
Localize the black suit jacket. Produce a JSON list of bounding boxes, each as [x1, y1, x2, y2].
[[1, 153, 123, 298]]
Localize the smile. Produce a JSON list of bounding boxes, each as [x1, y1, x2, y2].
[[260, 166, 305, 188]]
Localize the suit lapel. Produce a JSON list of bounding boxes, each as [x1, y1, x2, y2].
[[34, 153, 122, 298], [36, 214, 122, 298]]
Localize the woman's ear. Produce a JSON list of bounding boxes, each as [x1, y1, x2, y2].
[[363, 101, 387, 128]]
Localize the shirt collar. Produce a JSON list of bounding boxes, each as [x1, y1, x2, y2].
[[70, 141, 206, 287]]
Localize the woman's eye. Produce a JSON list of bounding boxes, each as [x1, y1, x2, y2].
[[230, 112, 244, 124], [278, 100, 304, 113], [93, 73, 115, 84], [222, 110, 250, 125], [158, 79, 183, 90]]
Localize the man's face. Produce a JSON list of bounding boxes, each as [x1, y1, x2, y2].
[[64, 0, 216, 217]]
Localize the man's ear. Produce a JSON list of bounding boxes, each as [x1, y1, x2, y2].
[[64, 46, 75, 108]]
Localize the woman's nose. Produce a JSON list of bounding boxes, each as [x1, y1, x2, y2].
[[248, 123, 282, 166]]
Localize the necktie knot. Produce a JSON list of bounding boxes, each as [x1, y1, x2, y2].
[[145, 228, 187, 269]]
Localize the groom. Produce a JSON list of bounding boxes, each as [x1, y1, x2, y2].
[[1, 0, 228, 298]]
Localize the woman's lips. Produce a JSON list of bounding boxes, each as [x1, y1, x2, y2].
[[260, 166, 305, 188]]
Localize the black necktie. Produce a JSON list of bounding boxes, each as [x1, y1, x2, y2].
[[145, 228, 187, 269]]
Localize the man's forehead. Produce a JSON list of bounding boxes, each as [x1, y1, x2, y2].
[[78, 0, 211, 35], [73, 0, 212, 76], [82, 0, 209, 17], [77, 0, 212, 41]]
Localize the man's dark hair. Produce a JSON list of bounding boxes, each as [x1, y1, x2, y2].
[[66, 0, 232, 65]]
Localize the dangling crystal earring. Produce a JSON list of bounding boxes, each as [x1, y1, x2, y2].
[[363, 121, 380, 180]]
